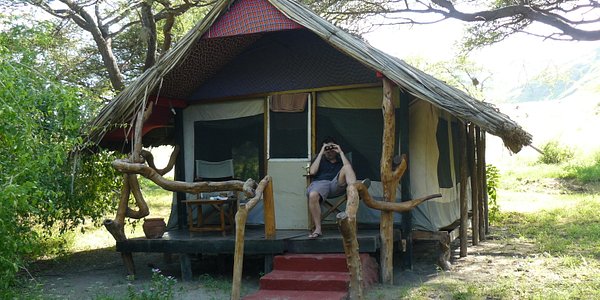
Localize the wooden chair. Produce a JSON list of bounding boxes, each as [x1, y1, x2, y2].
[[182, 159, 237, 234]]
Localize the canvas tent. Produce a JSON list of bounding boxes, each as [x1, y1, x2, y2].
[[85, 0, 531, 233]]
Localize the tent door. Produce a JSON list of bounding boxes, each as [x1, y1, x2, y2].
[[267, 94, 311, 230]]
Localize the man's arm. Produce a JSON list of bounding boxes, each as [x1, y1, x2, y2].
[[338, 149, 351, 166], [309, 144, 326, 175]]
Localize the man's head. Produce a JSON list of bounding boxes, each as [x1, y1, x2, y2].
[[321, 136, 338, 160]]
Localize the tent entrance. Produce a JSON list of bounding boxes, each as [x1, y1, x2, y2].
[[267, 93, 311, 229]]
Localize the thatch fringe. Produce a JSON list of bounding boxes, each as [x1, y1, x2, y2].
[[84, 0, 531, 153]]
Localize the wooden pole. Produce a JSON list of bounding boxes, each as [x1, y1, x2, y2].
[[476, 127, 486, 241], [263, 178, 276, 239], [468, 123, 479, 246], [337, 211, 362, 300], [380, 77, 398, 284], [459, 123, 468, 257], [231, 205, 248, 300], [482, 131, 490, 234]]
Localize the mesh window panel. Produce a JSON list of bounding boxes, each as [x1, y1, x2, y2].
[[316, 108, 401, 181], [436, 118, 453, 188], [194, 115, 264, 180], [269, 106, 308, 159]]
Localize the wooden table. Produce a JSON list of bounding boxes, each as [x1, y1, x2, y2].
[[182, 197, 236, 234]]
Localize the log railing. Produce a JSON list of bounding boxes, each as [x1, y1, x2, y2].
[[231, 175, 275, 300], [338, 176, 441, 299], [336, 77, 441, 299]]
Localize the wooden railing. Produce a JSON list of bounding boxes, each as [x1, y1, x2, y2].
[[231, 175, 275, 300], [336, 77, 441, 299], [338, 177, 441, 299]]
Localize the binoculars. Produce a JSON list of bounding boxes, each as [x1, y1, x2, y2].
[[325, 145, 336, 151]]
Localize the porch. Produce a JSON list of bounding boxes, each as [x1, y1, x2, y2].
[[116, 227, 399, 281]]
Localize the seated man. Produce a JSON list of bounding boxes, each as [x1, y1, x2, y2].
[[306, 136, 356, 238]]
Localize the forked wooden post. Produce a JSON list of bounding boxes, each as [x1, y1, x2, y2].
[[231, 205, 248, 300], [230, 175, 272, 299], [337, 209, 362, 298], [380, 77, 399, 284]]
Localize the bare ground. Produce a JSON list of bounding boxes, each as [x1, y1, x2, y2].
[[21, 224, 543, 300]]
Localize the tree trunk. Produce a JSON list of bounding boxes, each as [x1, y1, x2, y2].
[[141, 0, 157, 71]]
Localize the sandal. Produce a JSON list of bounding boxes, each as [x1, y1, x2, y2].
[[308, 232, 322, 239]]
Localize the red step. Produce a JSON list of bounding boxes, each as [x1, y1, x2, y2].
[[274, 254, 350, 272], [243, 289, 348, 300], [260, 270, 349, 291], [244, 253, 379, 299]]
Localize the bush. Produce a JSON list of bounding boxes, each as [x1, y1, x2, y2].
[[538, 140, 574, 164], [0, 22, 120, 293], [486, 164, 501, 223]]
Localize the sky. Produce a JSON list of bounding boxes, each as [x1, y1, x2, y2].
[[363, 19, 599, 101]]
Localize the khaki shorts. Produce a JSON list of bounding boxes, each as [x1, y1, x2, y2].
[[306, 174, 346, 201]]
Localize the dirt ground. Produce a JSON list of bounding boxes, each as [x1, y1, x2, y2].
[[23, 226, 534, 300]]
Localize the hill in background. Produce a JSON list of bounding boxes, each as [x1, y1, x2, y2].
[[506, 47, 600, 103]]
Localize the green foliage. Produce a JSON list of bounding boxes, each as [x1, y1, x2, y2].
[[485, 164, 500, 223], [538, 140, 574, 164], [496, 195, 600, 258], [126, 269, 176, 300], [0, 20, 120, 292], [559, 149, 600, 183]]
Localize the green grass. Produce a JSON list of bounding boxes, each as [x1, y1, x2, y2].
[[366, 152, 600, 300]]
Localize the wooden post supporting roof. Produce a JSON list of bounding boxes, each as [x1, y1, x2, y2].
[[380, 77, 398, 284], [399, 89, 413, 269], [459, 122, 468, 258], [468, 123, 480, 246], [477, 127, 486, 241]]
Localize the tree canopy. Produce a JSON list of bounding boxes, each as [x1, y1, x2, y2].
[[304, 0, 600, 47], [13, 0, 600, 92]]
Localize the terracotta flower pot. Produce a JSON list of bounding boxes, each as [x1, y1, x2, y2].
[[143, 217, 166, 239]]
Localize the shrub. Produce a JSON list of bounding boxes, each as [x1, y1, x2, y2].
[[127, 269, 176, 300], [538, 140, 574, 164], [486, 164, 501, 223], [0, 22, 120, 293]]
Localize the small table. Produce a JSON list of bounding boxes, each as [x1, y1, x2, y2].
[[182, 197, 236, 234]]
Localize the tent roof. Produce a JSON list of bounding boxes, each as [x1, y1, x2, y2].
[[85, 0, 531, 153]]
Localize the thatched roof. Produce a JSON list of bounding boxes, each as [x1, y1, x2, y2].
[[85, 0, 531, 153]]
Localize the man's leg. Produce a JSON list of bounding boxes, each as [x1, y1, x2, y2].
[[338, 164, 357, 186], [308, 191, 322, 236]]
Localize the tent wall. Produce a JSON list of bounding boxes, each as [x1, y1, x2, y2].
[[409, 99, 471, 231], [171, 87, 470, 231]]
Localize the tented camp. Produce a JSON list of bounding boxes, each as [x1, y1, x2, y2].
[[86, 0, 531, 295]]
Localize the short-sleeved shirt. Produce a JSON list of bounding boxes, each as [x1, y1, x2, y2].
[[313, 156, 343, 181]]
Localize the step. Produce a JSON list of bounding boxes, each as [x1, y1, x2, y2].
[[244, 289, 348, 300], [260, 270, 349, 291], [273, 253, 374, 272]]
